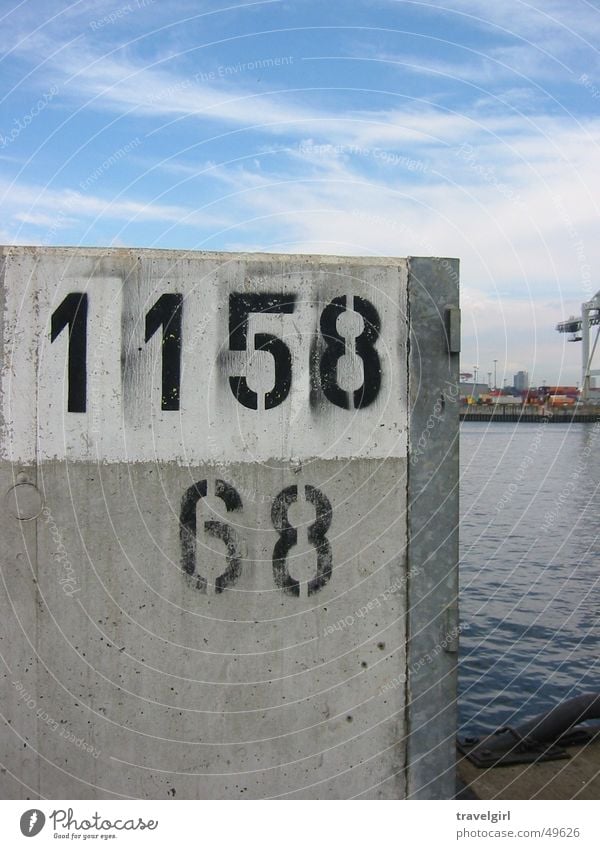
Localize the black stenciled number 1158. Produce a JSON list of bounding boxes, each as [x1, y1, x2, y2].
[[50, 290, 382, 413]]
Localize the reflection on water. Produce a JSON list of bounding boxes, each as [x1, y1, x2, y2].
[[459, 421, 600, 733]]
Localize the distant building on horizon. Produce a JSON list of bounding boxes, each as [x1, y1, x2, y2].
[[459, 381, 490, 400], [513, 370, 529, 391]]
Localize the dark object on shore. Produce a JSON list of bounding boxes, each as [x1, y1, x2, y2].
[[457, 693, 600, 768], [518, 692, 600, 743]]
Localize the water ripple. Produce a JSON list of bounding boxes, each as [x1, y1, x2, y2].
[[459, 422, 600, 733]]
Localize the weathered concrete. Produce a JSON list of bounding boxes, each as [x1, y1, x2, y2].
[[0, 247, 458, 799]]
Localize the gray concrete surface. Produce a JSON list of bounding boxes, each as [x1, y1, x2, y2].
[[0, 247, 458, 799]]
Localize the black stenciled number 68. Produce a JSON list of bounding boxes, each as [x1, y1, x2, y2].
[[180, 479, 244, 593], [228, 293, 296, 410], [319, 295, 382, 409], [179, 480, 333, 596], [271, 484, 333, 597]]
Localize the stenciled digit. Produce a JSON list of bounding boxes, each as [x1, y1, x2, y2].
[[50, 292, 88, 413], [145, 293, 183, 411], [228, 293, 296, 410], [271, 484, 333, 596], [180, 479, 243, 593], [319, 295, 382, 409]]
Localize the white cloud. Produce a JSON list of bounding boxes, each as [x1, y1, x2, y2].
[[0, 179, 230, 234], [4, 10, 599, 381], [35, 42, 313, 132], [374, 48, 560, 88], [421, 0, 600, 42], [12, 37, 527, 149], [13, 210, 74, 227], [154, 102, 597, 382]]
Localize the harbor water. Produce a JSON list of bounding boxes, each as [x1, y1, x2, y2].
[[459, 420, 600, 734]]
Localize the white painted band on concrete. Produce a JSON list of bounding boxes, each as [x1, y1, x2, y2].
[[1, 248, 408, 464]]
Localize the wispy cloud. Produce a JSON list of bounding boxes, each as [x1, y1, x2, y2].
[[0, 179, 230, 235], [20, 37, 308, 131], [1, 0, 599, 380], [420, 0, 600, 43]]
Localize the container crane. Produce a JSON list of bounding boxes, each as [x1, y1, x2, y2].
[[556, 289, 600, 400]]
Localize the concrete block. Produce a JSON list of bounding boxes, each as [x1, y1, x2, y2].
[[0, 247, 458, 799]]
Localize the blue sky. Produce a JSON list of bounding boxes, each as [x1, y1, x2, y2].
[[2, 0, 600, 385]]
